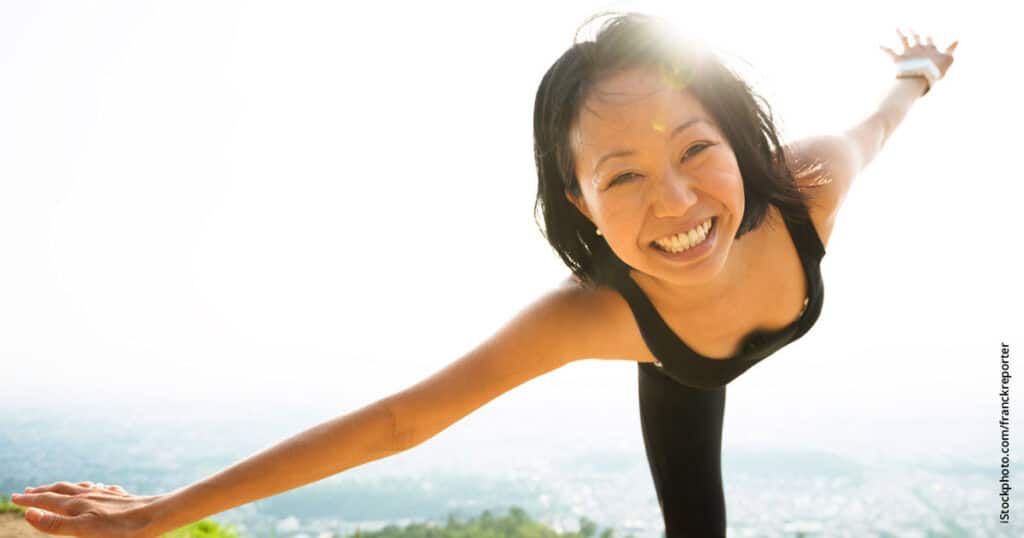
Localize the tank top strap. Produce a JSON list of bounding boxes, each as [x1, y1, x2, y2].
[[780, 201, 827, 263], [778, 201, 826, 342]]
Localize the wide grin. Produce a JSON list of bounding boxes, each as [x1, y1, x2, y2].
[[651, 217, 715, 253]]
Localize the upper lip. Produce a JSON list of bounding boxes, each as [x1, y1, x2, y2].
[[650, 216, 715, 243]]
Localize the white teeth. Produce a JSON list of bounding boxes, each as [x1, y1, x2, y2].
[[653, 217, 713, 254]]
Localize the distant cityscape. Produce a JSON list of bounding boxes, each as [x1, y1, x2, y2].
[[0, 405, 1018, 537]]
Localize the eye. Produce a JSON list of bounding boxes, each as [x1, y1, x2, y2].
[[609, 172, 640, 187], [682, 142, 713, 161]]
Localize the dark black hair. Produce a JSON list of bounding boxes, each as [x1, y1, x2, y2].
[[532, 11, 819, 289]]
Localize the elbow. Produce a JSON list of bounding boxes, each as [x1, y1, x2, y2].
[[870, 110, 896, 150], [844, 113, 889, 172], [877, 114, 894, 149], [383, 394, 421, 453]]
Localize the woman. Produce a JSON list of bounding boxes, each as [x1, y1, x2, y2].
[[11, 12, 957, 538]]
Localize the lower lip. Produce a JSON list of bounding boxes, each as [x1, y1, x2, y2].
[[650, 217, 718, 262]]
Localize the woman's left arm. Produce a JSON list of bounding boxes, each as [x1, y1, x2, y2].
[[785, 29, 959, 240], [787, 77, 927, 218]]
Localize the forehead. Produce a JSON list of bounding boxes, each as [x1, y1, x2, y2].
[[572, 67, 716, 150]]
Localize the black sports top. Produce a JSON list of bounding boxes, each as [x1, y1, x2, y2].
[[611, 202, 826, 389]]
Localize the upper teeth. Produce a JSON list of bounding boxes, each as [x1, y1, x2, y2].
[[653, 217, 712, 253]]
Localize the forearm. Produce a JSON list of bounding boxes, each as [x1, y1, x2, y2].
[[142, 398, 405, 536], [873, 77, 929, 145]]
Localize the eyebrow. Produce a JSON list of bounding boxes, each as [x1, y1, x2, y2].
[[592, 117, 712, 175]]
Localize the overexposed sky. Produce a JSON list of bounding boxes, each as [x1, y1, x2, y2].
[[2, 0, 1018, 460]]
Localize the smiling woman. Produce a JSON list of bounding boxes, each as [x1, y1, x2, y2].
[[10, 8, 958, 538], [529, 11, 956, 536], [530, 14, 834, 534]]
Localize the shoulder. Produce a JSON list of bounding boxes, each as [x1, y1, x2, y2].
[[788, 152, 842, 251], [784, 121, 886, 250], [556, 275, 660, 365]]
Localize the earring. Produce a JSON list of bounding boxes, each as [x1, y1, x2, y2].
[[595, 228, 603, 236]]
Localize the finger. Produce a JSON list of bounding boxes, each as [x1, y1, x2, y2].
[[879, 45, 899, 60], [26, 482, 88, 495], [97, 484, 127, 497], [945, 40, 959, 54], [25, 507, 92, 537], [25, 482, 69, 494], [9, 492, 82, 515], [896, 28, 910, 48], [925, 35, 934, 47], [910, 30, 921, 46]]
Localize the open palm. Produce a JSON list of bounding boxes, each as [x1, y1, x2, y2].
[[880, 28, 958, 78]]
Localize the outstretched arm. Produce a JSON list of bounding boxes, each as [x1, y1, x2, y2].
[[783, 29, 958, 245], [146, 285, 586, 535], [13, 284, 589, 538], [143, 397, 405, 535], [782, 81, 916, 245]]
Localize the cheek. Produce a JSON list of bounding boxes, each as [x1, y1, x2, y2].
[[595, 202, 646, 246], [700, 159, 745, 206], [718, 175, 746, 205]]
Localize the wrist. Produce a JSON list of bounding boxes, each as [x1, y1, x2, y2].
[[894, 57, 940, 97], [138, 488, 193, 537], [894, 75, 930, 98]]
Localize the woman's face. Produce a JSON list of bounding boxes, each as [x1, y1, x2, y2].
[[566, 66, 747, 287]]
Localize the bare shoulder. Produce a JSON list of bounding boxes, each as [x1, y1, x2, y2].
[[785, 144, 844, 250], [783, 117, 889, 251], [557, 275, 660, 365]]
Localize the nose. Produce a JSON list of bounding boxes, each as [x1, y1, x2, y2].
[[649, 170, 699, 218]]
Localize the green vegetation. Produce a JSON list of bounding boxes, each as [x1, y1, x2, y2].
[[161, 519, 243, 538], [0, 494, 27, 514], [3, 496, 629, 538]]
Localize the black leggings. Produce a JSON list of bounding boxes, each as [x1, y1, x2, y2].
[[638, 363, 727, 537]]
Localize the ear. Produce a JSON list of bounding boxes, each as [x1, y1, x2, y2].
[[564, 189, 593, 221]]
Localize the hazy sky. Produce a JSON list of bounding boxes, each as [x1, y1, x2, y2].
[[1, 0, 1018, 462]]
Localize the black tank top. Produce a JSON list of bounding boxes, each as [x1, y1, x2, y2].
[[611, 203, 826, 389]]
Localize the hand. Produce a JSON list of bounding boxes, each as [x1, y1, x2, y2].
[[10, 481, 163, 538], [880, 28, 959, 79]]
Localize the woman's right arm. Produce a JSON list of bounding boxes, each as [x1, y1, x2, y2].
[[140, 284, 595, 536]]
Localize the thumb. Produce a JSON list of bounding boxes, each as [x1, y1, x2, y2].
[[26, 508, 66, 534]]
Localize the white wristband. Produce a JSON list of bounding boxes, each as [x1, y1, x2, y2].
[[895, 58, 941, 95]]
